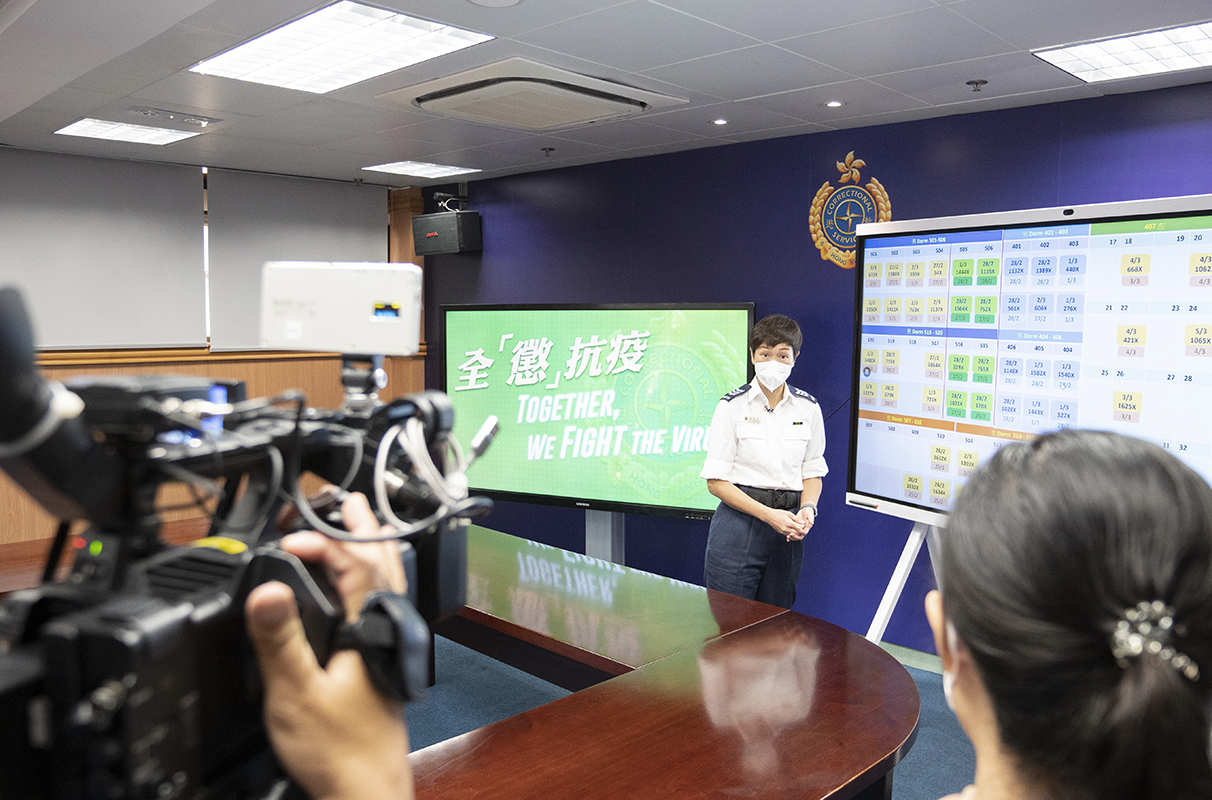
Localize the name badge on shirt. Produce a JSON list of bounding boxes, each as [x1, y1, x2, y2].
[[744, 416, 762, 424]]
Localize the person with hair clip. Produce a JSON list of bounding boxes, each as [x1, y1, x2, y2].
[[700, 313, 827, 609], [927, 429, 1212, 800]]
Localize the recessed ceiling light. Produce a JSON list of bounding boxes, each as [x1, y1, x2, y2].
[[190, 1, 493, 94], [54, 119, 201, 145], [824, 100, 845, 108], [712, 118, 729, 125], [1035, 21, 1212, 82], [466, 0, 521, 6], [363, 160, 481, 179]]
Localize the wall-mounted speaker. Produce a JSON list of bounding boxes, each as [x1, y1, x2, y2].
[[412, 211, 482, 255]]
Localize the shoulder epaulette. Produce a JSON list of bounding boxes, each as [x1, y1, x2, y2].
[[722, 384, 750, 402], [788, 385, 817, 403]]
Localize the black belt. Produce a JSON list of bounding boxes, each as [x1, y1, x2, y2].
[[735, 484, 800, 510]]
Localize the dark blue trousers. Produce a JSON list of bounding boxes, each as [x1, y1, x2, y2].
[[704, 489, 804, 609]]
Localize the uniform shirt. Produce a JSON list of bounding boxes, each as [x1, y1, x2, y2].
[[700, 383, 828, 492]]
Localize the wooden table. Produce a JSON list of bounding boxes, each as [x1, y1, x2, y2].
[[1, 524, 920, 800], [423, 526, 920, 800], [434, 526, 788, 690]]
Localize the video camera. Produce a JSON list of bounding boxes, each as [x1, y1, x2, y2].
[[0, 266, 496, 799]]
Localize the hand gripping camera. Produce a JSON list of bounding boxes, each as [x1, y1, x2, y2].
[[0, 272, 496, 800]]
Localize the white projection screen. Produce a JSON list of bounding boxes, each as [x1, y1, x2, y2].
[[0, 147, 205, 349], [207, 169, 388, 351]]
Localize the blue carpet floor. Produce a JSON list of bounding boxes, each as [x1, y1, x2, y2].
[[892, 667, 976, 800], [407, 637, 975, 799], [406, 636, 572, 751]]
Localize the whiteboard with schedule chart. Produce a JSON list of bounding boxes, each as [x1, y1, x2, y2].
[[847, 194, 1212, 526]]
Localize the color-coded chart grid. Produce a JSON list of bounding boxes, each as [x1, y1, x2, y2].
[[853, 214, 1212, 512]]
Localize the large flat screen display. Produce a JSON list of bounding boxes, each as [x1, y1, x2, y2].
[[848, 194, 1212, 526], [441, 304, 754, 517]]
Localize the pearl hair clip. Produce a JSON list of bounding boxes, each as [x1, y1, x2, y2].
[[1110, 600, 1200, 681]]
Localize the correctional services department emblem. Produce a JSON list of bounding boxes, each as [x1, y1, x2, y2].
[[809, 151, 892, 269]]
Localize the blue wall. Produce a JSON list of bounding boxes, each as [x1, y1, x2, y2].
[[423, 81, 1212, 651]]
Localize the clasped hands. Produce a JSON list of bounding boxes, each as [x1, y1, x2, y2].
[[767, 506, 816, 542]]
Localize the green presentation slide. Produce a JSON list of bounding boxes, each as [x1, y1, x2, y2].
[[443, 305, 751, 512]]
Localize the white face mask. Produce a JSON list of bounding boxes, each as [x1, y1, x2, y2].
[[942, 669, 956, 712], [754, 360, 792, 391], [942, 621, 959, 712]]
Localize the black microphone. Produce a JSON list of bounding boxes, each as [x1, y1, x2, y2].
[[0, 286, 126, 526]]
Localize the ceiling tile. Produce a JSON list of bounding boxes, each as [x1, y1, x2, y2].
[[114, 23, 243, 73], [463, 135, 616, 163], [642, 101, 807, 136], [779, 6, 1018, 77], [656, 0, 938, 42], [323, 128, 454, 162], [228, 98, 427, 146], [514, 0, 757, 73], [948, 0, 1212, 50], [387, 117, 532, 150], [423, 145, 559, 173], [549, 118, 708, 149], [931, 84, 1104, 114], [742, 79, 929, 123], [69, 56, 193, 98], [717, 121, 832, 143], [616, 137, 729, 159], [19, 85, 122, 118], [0, 0, 221, 122], [372, 0, 627, 39], [132, 71, 313, 118], [871, 52, 1086, 104], [178, 0, 322, 39], [643, 45, 853, 100]]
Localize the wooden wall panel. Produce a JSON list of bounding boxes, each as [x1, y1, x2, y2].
[[389, 186, 426, 346]]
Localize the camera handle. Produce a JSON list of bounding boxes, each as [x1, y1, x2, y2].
[[334, 591, 431, 703], [243, 548, 431, 704]]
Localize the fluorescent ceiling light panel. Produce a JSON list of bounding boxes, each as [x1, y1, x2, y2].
[[54, 118, 201, 145], [1036, 21, 1212, 82], [190, 1, 493, 94], [363, 160, 481, 178]]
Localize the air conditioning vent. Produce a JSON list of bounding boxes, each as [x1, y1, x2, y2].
[[379, 57, 686, 131]]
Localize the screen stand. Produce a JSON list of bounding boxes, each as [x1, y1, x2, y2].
[[585, 510, 625, 564], [865, 521, 942, 644]]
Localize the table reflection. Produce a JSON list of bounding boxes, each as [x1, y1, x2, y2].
[[698, 621, 821, 779]]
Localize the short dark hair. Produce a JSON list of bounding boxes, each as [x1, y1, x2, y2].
[[943, 430, 1212, 800], [749, 314, 801, 353]]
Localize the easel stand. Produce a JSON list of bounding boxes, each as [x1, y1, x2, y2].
[[865, 521, 942, 644]]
